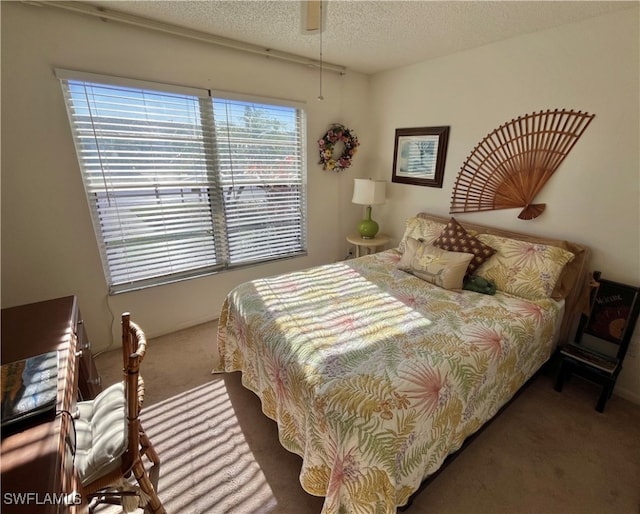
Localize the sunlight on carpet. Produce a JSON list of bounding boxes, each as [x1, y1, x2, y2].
[[96, 378, 280, 514]]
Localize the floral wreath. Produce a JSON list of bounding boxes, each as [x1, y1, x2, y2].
[[318, 124, 360, 172]]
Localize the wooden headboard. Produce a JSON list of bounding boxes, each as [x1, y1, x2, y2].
[[416, 213, 591, 346]]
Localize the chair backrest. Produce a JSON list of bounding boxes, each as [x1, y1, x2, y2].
[[122, 312, 147, 368], [121, 312, 148, 472], [576, 275, 640, 364]]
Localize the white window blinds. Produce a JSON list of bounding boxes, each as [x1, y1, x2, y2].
[[214, 98, 307, 263], [57, 70, 307, 293]]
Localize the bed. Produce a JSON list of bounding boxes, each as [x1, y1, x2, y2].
[[214, 213, 589, 513]]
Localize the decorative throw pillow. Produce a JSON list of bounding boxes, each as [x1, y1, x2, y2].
[[474, 234, 575, 300], [432, 217, 496, 275], [397, 237, 421, 269], [398, 217, 446, 253], [398, 238, 474, 290]]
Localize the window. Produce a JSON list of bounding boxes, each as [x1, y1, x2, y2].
[[57, 70, 307, 293]]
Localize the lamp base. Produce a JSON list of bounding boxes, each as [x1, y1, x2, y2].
[[358, 218, 379, 239]]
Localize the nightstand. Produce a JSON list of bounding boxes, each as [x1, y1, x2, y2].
[[346, 233, 390, 257]]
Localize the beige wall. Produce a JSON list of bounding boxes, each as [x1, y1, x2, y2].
[[2, 4, 639, 403], [367, 7, 640, 402], [1, 2, 370, 349]]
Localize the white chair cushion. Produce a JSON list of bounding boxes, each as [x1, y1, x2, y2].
[[75, 382, 127, 486]]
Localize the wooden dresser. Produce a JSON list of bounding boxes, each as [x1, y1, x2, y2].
[[1, 296, 102, 513]]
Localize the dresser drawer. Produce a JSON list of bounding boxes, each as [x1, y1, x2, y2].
[[75, 315, 102, 400]]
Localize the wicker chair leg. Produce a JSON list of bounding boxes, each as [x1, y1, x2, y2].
[[132, 460, 165, 514], [87, 488, 139, 513], [140, 425, 161, 466]]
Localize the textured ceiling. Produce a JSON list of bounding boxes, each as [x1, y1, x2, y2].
[[85, 1, 635, 74]]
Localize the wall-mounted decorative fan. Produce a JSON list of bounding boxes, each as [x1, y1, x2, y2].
[[450, 109, 595, 220]]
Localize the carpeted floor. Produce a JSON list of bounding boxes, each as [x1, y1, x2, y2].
[[94, 320, 640, 514]]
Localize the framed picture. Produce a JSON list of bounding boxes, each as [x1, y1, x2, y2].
[[584, 278, 640, 345], [392, 126, 450, 188]]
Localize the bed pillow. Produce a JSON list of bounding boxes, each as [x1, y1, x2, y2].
[[398, 238, 474, 290], [432, 217, 497, 275], [398, 217, 446, 253], [474, 234, 575, 300]]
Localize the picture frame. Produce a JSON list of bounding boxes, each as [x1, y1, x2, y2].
[[392, 126, 450, 188]]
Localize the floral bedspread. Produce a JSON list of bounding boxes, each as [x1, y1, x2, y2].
[[214, 250, 561, 513]]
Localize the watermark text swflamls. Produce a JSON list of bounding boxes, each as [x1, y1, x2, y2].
[[3, 491, 82, 506]]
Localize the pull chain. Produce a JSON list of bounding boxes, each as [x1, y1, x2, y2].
[[317, 1, 324, 101]]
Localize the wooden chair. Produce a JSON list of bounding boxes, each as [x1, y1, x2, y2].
[[75, 313, 165, 513], [555, 273, 640, 412]]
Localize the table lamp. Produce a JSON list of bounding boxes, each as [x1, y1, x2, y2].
[[352, 178, 386, 238]]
